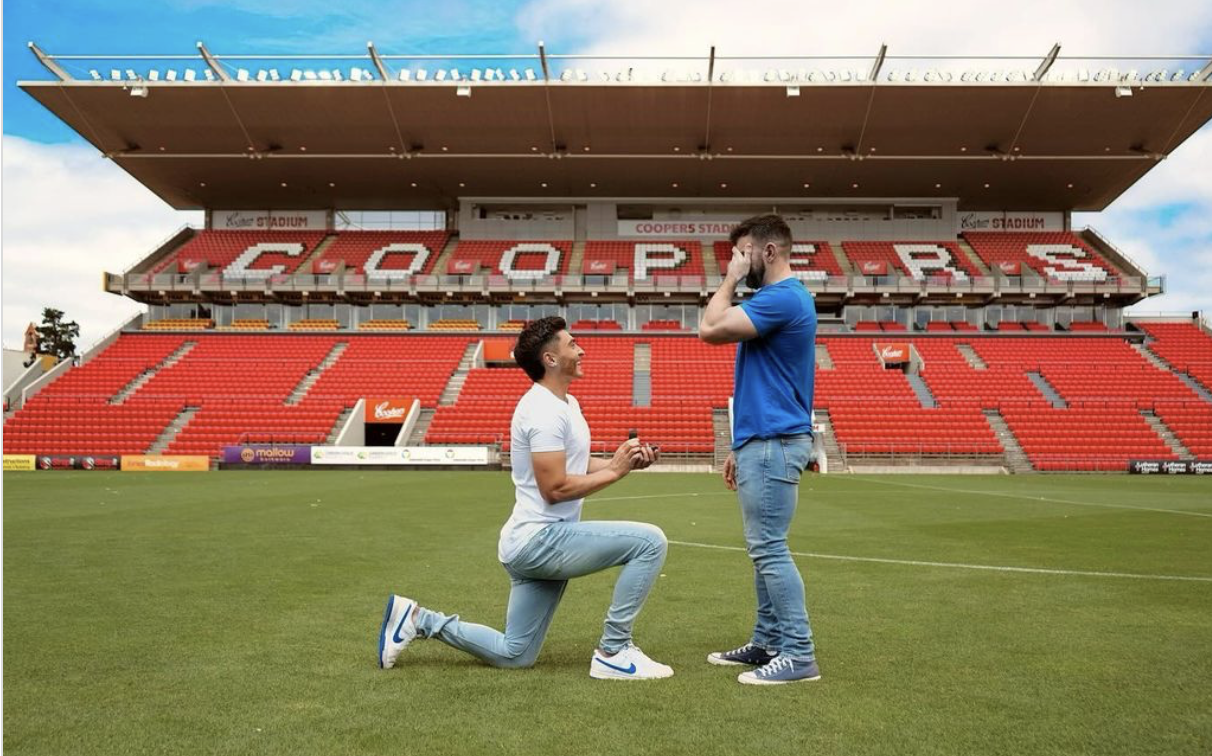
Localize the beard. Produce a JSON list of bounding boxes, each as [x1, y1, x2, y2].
[[745, 262, 764, 289]]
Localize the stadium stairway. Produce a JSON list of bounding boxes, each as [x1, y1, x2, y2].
[[296, 233, 339, 272], [816, 343, 835, 370], [438, 343, 482, 406], [285, 342, 348, 405], [956, 238, 993, 276], [1134, 339, 1212, 405], [111, 341, 197, 404], [983, 410, 1033, 473], [325, 406, 354, 443], [147, 407, 201, 454], [633, 343, 652, 407], [813, 409, 846, 472], [1139, 410, 1194, 459], [405, 408, 436, 445], [906, 373, 937, 408], [712, 408, 732, 471], [567, 240, 587, 275], [956, 343, 988, 369], [1027, 372, 1068, 408], [431, 234, 462, 276]]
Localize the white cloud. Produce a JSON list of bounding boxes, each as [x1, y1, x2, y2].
[[517, 0, 1212, 57], [1, 136, 202, 351]]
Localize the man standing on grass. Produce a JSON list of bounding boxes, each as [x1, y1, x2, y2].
[[699, 214, 821, 685], [378, 316, 674, 680]]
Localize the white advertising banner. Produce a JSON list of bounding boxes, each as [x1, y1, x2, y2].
[[213, 210, 329, 231], [310, 446, 492, 466], [958, 211, 1063, 233], [618, 219, 738, 238]]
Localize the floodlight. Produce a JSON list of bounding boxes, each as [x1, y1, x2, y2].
[[333, 70, 343, 81], [524, 68, 537, 81], [1115, 85, 1133, 98], [509, 68, 520, 81], [269, 69, 280, 81], [399, 69, 411, 81], [184, 69, 197, 81], [130, 85, 148, 98], [577, 69, 588, 81], [204, 69, 216, 81], [785, 85, 800, 97], [417, 69, 428, 81], [303, 70, 317, 80], [318, 70, 332, 80], [125, 69, 137, 80], [256, 70, 268, 81], [435, 69, 447, 81], [561, 69, 573, 81], [456, 85, 472, 97], [290, 69, 303, 81], [236, 68, 250, 81], [148, 69, 160, 81], [89, 70, 102, 80], [471, 68, 482, 81], [451, 69, 462, 80], [166, 70, 178, 81], [109, 69, 121, 80]]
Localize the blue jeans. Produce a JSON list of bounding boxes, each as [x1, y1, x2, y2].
[[735, 434, 816, 661], [414, 520, 667, 668]]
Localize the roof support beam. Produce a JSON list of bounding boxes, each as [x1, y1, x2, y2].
[[368, 42, 389, 81], [1033, 43, 1061, 82], [702, 45, 716, 153], [197, 41, 230, 82], [1196, 57, 1212, 82], [538, 42, 559, 154], [27, 42, 72, 81], [868, 43, 887, 83]]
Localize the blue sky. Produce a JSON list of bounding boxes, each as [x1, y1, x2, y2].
[[3, 0, 1212, 348]]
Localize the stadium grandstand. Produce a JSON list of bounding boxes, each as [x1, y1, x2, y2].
[[6, 43, 1212, 473]]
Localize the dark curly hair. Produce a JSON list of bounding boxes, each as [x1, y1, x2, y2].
[[514, 316, 567, 382], [729, 213, 792, 251]]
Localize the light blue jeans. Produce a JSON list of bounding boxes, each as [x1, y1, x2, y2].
[[735, 434, 816, 661], [413, 520, 667, 667]]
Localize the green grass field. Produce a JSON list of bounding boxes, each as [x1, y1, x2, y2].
[[4, 470, 1211, 756]]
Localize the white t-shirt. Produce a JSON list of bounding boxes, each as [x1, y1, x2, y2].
[[498, 383, 592, 563]]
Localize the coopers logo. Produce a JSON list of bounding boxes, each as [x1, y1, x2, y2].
[[374, 402, 408, 421], [364, 397, 414, 424]]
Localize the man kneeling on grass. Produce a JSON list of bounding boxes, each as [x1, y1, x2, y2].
[[378, 317, 672, 680]]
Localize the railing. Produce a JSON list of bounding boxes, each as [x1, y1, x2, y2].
[[105, 270, 1163, 298]]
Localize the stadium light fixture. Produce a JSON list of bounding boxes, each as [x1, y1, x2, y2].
[[148, 69, 160, 81], [786, 85, 800, 97], [524, 68, 537, 81], [290, 69, 302, 81], [349, 68, 361, 81], [130, 85, 148, 98], [451, 69, 463, 80], [268, 69, 280, 81], [471, 69, 482, 81], [577, 69, 589, 82], [509, 69, 521, 81], [561, 69, 573, 81], [417, 69, 428, 81], [166, 70, 178, 81], [204, 69, 216, 81], [110, 69, 121, 80], [184, 69, 197, 81], [1115, 85, 1133, 98], [319, 70, 333, 81], [435, 69, 447, 81], [125, 69, 138, 80], [236, 68, 250, 81], [304, 70, 317, 80], [399, 70, 411, 81], [256, 70, 268, 82], [456, 85, 472, 97], [90, 69, 102, 80]]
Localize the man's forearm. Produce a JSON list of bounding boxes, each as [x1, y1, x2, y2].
[[545, 467, 621, 505], [701, 275, 739, 330]]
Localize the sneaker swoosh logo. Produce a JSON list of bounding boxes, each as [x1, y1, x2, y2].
[[391, 603, 414, 644], [594, 656, 637, 674]]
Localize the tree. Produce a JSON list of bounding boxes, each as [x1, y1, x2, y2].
[[35, 308, 80, 360]]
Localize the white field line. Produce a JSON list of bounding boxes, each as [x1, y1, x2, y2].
[[668, 539, 1212, 584], [849, 477, 1212, 519]]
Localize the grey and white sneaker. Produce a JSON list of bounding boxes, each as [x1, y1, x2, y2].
[[707, 642, 779, 667], [737, 655, 821, 685], [378, 594, 418, 669], [590, 644, 674, 680]]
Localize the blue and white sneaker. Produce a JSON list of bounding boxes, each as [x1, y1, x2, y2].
[[590, 644, 674, 680], [707, 642, 779, 667], [378, 594, 418, 669], [737, 655, 821, 685]]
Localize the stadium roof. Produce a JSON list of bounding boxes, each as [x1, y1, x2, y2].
[[20, 44, 1212, 212]]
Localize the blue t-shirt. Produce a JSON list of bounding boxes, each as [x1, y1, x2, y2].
[[733, 278, 817, 449]]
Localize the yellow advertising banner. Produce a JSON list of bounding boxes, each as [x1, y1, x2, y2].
[[3, 455, 37, 471], [120, 455, 210, 472]]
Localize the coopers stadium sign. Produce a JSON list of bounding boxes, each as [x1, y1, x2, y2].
[[959, 212, 1063, 232], [213, 210, 328, 231], [618, 220, 738, 237]]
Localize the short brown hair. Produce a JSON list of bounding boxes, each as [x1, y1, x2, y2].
[[514, 316, 567, 382], [730, 213, 792, 251]]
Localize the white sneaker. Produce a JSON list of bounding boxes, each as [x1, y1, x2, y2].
[[589, 644, 674, 680], [378, 594, 418, 669]]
